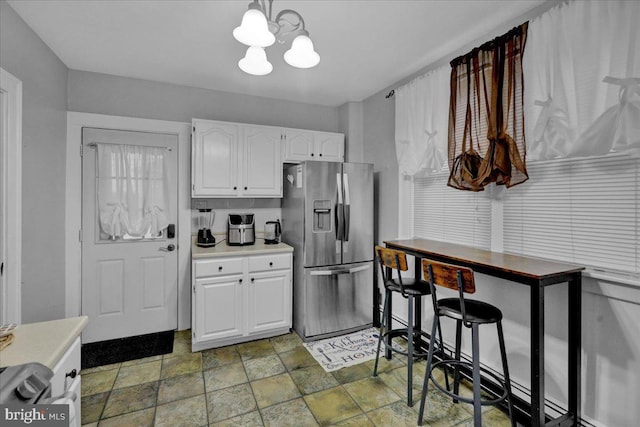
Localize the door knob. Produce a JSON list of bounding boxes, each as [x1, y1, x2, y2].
[[160, 244, 176, 252]]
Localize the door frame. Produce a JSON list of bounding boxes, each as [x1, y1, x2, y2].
[[0, 68, 22, 324], [66, 112, 191, 330]]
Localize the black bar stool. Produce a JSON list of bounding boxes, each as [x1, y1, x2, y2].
[[418, 259, 515, 427], [372, 245, 448, 407]]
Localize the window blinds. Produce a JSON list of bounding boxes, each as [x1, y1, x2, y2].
[[503, 154, 639, 275], [413, 172, 493, 250]]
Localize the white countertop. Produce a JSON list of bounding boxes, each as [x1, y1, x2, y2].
[[0, 316, 88, 369], [192, 238, 293, 259]]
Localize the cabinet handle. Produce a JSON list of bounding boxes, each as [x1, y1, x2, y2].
[[244, 186, 248, 190], [218, 266, 223, 271], [319, 153, 323, 157], [269, 262, 273, 267], [233, 186, 237, 190], [311, 153, 314, 157], [251, 277, 255, 282], [66, 369, 77, 379], [239, 278, 243, 284]]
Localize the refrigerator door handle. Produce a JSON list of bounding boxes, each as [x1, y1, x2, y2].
[[309, 264, 371, 276], [336, 173, 344, 240], [343, 173, 350, 242]]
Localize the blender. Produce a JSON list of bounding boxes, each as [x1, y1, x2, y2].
[[197, 209, 216, 247]]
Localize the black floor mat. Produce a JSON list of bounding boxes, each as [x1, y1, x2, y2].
[[81, 330, 174, 369]]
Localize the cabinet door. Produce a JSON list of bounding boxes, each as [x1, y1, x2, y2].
[[247, 270, 291, 335], [192, 120, 240, 197], [284, 129, 315, 162], [194, 276, 244, 342], [51, 337, 81, 426], [316, 132, 344, 162], [243, 125, 283, 197]]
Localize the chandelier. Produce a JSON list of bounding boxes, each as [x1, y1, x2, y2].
[[233, 0, 320, 76]]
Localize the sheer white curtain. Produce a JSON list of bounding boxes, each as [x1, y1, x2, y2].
[[524, 0, 640, 160], [395, 66, 449, 176], [96, 144, 169, 239]]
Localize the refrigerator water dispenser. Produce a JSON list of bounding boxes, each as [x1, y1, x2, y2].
[[313, 200, 332, 232]]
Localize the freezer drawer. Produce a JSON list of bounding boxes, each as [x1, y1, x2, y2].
[[299, 261, 373, 340]]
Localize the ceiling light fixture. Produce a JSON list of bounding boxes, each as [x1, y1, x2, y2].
[[233, 0, 320, 76]]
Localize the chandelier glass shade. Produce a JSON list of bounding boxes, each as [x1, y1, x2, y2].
[[233, 0, 320, 75], [233, 7, 275, 48], [239, 46, 273, 76], [284, 33, 320, 68]]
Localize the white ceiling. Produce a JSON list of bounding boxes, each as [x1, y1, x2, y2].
[[8, 0, 546, 107]]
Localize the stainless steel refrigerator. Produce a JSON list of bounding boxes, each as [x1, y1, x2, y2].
[[282, 161, 374, 341]]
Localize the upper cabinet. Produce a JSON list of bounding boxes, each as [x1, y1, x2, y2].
[[242, 125, 282, 197], [192, 119, 343, 198], [283, 129, 344, 163], [192, 120, 282, 198], [192, 120, 240, 197]]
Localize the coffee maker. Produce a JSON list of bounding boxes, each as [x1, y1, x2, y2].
[[196, 209, 216, 247]]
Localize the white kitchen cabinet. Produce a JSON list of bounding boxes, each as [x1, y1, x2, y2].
[[192, 120, 282, 198], [242, 125, 283, 197], [247, 270, 291, 335], [191, 250, 292, 351], [314, 131, 345, 162], [193, 275, 244, 343], [51, 337, 81, 426], [192, 120, 240, 197], [283, 128, 315, 161], [283, 129, 344, 163]]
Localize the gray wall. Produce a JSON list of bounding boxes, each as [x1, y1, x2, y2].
[[338, 102, 364, 163], [361, 91, 397, 246], [68, 70, 339, 132], [0, 0, 69, 322]]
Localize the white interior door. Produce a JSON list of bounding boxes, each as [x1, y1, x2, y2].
[[0, 68, 22, 326], [0, 91, 5, 323], [82, 128, 178, 343]]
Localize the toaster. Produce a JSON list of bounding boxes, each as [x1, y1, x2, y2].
[[227, 214, 255, 246]]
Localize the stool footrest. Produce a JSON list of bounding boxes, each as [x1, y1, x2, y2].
[[429, 359, 508, 406], [379, 328, 431, 358]]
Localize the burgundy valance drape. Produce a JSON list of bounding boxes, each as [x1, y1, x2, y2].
[[447, 23, 529, 191]]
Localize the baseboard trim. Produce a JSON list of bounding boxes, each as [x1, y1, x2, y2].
[[81, 330, 174, 369]]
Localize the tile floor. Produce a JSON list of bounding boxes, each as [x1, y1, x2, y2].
[[80, 330, 514, 426]]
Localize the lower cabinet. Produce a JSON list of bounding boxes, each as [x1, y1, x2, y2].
[[247, 270, 291, 335], [192, 252, 292, 351], [194, 275, 244, 343], [51, 337, 81, 426]]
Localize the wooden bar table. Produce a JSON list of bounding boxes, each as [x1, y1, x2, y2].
[[384, 238, 584, 427]]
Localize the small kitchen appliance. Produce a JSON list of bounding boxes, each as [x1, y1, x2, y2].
[[264, 219, 281, 244], [196, 209, 216, 247], [227, 213, 255, 246]]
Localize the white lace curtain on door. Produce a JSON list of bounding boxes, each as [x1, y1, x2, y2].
[[395, 66, 450, 177], [96, 144, 170, 239], [524, 0, 640, 160]]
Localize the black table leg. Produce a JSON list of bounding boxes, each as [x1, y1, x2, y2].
[[531, 281, 545, 426], [568, 273, 582, 425], [385, 267, 393, 359], [413, 257, 424, 350]]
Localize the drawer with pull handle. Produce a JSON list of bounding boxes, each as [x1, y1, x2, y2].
[[195, 258, 244, 278], [248, 253, 291, 272], [51, 336, 81, 396]]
